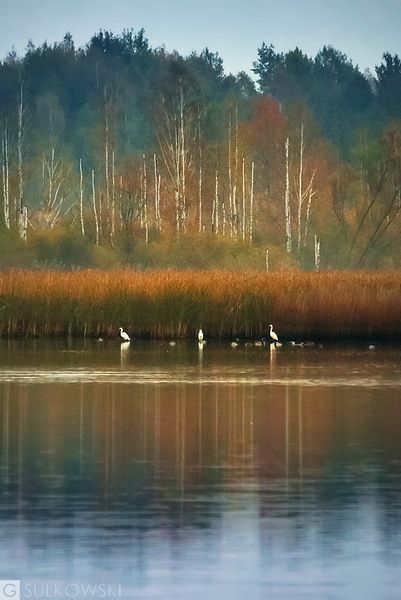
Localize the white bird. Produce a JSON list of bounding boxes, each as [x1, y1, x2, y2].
[[119, 327, 130, 342], [269, 324, 279, 345], [198, 329, 204, 342]]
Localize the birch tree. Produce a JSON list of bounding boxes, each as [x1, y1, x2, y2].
[[17, 86, 27, 240], [92, 170, 99, 245], [157, 81, 195, 235], [212, 164, 219, 234], [227, 108, 239, 237], [1, 121, 10, 229], [101, 87, 117, 245], [79, 159, 85, 236], [295, 122, 316, 252], [284, 137, 292, 253], [297, 122, 304, 251], [142, 153, 149, 242], [38, 147, 70, 230], [250, 160, 255, 243], [154, 153, 161, 231], [242, 156, 246, 240], [198, 106, 202, 233]]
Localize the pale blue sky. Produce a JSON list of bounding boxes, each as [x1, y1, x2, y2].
[[1, 0, 400, 75]]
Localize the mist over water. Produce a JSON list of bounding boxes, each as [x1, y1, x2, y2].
[[1, 340, 401, 599]]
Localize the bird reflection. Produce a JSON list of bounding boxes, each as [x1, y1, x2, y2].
[[120, 341, 130, 364]]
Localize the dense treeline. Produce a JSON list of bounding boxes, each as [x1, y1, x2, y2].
[[1, 29, 401, 270]]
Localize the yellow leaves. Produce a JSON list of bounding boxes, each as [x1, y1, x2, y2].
[[344, 207, 358, 227]]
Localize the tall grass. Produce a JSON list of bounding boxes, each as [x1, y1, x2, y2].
[[0, 269, 400, 340]]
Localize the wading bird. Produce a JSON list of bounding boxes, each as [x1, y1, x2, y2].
[[119, 327, 130, 342], [198, 329, 204, 342], [269, 324, 278, 345]]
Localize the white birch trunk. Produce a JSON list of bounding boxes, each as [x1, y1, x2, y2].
[[158, 84, 194, 237], [157, 174, 161, 230], [17, 87, 26, 240], [118, 176, 123, 233], [18, 87, 23, 213], [104, 88, 111, 240], [142, 153, 148, 242], [314, 234, 321, 271], [304, 187, 313, 247], [111, 149, 115, 241], [92, 170, 99, 245], [79, 159, 85, 237], [285, 137, 292, 253], [213, 167, 219, 233], [179, 88, 187, 233], [250, 161, 254, 243], [41, 146, 69, 230], [228, 115, 233, 237], [198, 106, 202, 233], [105, 114, 110, 216], [232, 105, 238, 238], [175, 189, 180, 234], [154, 153, 161, 231], [242, 156, 246, 240], [18, 206, 27, 241], [48, 150, 54, 211], [297, 122, 304, 252], [2, 125, 10, 229]]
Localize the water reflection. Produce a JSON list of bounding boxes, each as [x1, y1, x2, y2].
[[0, 341, 401, 599]]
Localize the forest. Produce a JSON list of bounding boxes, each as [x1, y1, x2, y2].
[[1, 28, 401, 271]]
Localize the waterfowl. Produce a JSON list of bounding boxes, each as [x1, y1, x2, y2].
[[269, 324, 279, 345], [119, 327, 130, 342]]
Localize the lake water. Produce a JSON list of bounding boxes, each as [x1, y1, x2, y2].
[[1, 339, 401, 600]]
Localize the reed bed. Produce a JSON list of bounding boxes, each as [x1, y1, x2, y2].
[[0, 269, 400, 341]]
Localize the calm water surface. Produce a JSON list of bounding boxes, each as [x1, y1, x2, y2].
[[1, 339, 401, 599]]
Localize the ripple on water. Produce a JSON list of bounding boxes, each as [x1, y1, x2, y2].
[[1, 368, 401, 388]]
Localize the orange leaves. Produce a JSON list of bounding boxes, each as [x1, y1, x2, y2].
[[252, 97, 283, 131], [245, 97, 284, 149]]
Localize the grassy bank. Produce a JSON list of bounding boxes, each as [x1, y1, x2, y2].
[[0, 269, 400, 341]]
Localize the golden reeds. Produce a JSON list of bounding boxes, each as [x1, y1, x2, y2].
[[0, 269, 400, 340]]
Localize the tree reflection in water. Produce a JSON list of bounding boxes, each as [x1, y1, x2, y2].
[[0, 340, 401, 598]]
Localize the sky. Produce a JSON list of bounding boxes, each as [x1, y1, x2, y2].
[[0, 0, 400, 76]]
